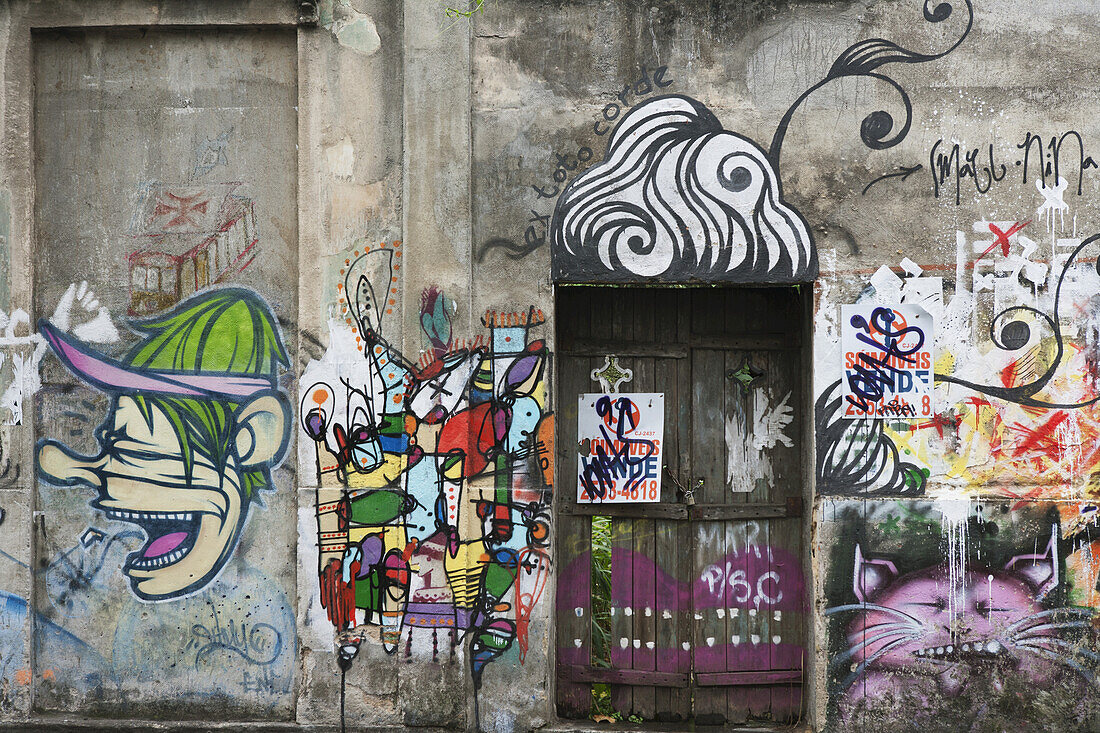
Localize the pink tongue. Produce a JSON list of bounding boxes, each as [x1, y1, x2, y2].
[[144, 532, 188, 558]]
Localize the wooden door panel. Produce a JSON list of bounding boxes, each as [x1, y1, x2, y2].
[[627, 312, 657, 717], [556, 286, 806, 725]]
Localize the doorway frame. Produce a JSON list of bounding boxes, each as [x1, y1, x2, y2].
[[550, 282, 817, 727]]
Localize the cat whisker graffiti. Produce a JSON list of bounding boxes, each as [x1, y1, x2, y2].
[[1002, 607, 1096, 636], [826, 503, 1100, 728], [1010, 641, 1097, 684], [825, 602, 924, 626], [1009, 620, 1095, 639], [838, 634, 926, 693], [846, 620, 926, 639], [1012, 636, 1100, 665], [833, 628, 925, 669]]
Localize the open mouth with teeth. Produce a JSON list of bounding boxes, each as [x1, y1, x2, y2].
[[913, 639, 1009, 663], [107, 510, 202, 571]]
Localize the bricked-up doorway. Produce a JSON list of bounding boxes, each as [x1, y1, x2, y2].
[[555, 286, 808, 725], [32, 27, 298, 719]]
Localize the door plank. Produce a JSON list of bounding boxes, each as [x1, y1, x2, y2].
[[555, 345, 594, 717], [629, 290, 658, 720], [691, 342, 729, 725], [662, 299, 693, 721], [633, 517, 657, 719], [609, 521, 635, 715], [763, 348, 805, 721], [692, 520, 728, 725], [608, 290, 635, 716]]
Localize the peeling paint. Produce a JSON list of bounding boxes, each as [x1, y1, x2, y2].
[[325, 1, 381, 56]]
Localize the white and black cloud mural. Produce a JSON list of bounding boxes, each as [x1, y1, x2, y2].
[[550, 95, 817, 282]]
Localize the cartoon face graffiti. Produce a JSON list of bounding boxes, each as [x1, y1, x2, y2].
[[36, 288, 290, 601]]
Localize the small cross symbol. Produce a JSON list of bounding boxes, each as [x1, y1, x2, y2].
[[591, 355, 633, 393], [427, 376, 452, 401]]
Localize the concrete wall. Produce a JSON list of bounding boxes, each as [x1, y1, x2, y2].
[[0, 0, 1098, 731]]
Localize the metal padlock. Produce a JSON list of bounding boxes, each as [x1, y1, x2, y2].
[[683, 479, 700, 507]]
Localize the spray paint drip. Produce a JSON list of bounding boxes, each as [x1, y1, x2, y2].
[[938, 497, 970, 637]]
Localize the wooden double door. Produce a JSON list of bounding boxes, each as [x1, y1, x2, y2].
[[555, 286, 807, 725]]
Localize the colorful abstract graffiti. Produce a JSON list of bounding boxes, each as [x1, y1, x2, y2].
[[823, 500, 1100, 730], [36, 288, 291, 601], [818, 211, 1100, 498], [299, 244, 553, 720]]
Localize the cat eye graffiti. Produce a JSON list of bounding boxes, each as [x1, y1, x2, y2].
[[34, 288, 291, 601]]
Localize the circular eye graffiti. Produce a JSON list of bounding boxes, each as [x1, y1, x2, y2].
[[999, 319, 1031, 350]]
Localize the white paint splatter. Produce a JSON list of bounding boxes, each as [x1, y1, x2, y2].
[[725, 388, 793, 493], [752, 390, 794, 450], [1, 282, 118, 425], [1036, 176, 1068, 238]]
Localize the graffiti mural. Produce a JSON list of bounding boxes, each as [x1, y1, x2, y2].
[[550, 94, 816, 283], [36, 287, 291, 601], [0, 281, 119, 427], [822, 500, 1100, 730], [817, 208, 1100, 497], [299, 244, 553, 722], [548, 1, 975, 285]]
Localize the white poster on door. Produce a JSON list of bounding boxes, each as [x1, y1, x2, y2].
[[576, 393, 663, 503]]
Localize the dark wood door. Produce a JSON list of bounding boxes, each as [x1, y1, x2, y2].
[[555, 286, 806, 725]]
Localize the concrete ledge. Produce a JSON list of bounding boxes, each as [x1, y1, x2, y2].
[[541, 722, 811, 733], [0, 718, 810, 733], [0, 721, 454, 733]]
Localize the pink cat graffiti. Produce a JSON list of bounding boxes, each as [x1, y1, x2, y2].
[[836, 525, 1096, 709]]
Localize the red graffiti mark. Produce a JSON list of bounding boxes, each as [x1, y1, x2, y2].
[[319, 556, 359, 630], [978, 220, 1031, 260], [515, 548, 550, 663], [1011, 410, 1070, 461], [965, 396, 994, 414], [152, 192, 209, 228], [912, 411, 962, 438], [964, 397, 1005, 456]]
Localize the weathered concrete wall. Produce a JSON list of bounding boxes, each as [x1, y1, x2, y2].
[[0, 0, 1099, 731]]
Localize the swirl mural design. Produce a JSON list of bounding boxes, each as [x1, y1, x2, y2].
[[550, 95, 816, 282]]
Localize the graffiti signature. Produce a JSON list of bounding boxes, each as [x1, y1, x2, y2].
[[184, 604, 283, 669], [844, 307, 926, 411]]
